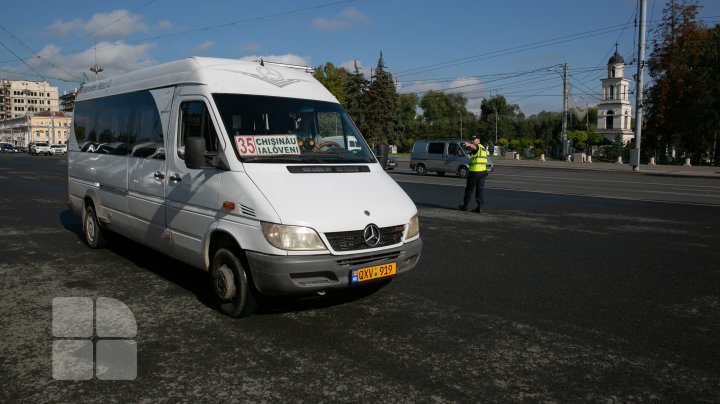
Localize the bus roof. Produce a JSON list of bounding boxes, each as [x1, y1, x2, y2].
[[76, 57, 337, 103]]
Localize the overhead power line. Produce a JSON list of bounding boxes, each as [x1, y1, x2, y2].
[[395, 22, 635, 78], [3, 0, 365, 65]]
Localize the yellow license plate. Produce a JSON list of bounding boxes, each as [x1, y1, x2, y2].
[[351, 262, 397, 284]]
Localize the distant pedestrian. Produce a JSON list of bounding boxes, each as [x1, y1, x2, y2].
[[458, 136, 488, 213]]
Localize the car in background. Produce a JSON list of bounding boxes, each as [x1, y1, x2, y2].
[[0, 143, 14, 153], [31, 142, 52, 156], [50, 144, 67, 155], [13, 146, 27, 153], [410, 139, 493, 178], [372, 150, 397, 170]]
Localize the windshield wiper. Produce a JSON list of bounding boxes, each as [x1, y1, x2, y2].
[[242, 155, 305, 163]]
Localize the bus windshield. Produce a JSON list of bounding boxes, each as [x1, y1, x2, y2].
[[213, 94, 375, 164]]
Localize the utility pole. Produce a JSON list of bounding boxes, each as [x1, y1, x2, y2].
[[561, 63, 569, 158], [492, 105, 498, 144], [632, 0, 647, 171]]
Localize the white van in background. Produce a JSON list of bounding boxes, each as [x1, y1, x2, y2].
[[67, 57, 422, 317], [321, 135, 361, 151]]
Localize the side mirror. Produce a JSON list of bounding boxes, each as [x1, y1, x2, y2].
[[376, 143, 389, 169], [185, 137, 206, 169]]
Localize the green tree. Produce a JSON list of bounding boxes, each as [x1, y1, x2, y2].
[[480, 95, 520, 143], [345, 60, 370, 137], [366, 51, 398, 145], [683, 24, 720, 164], [313, 62, 350, 106], [645, 0, 707, 163], [419, 91, 471, 139], [396, 93, 420, 147]]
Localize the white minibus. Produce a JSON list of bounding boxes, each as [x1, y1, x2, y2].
[[67, 57, 421, 316]]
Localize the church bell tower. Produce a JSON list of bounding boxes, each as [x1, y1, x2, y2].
[[597, 45, 634, 145]]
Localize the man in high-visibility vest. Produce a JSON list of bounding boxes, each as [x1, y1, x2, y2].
[[458, 135, 488, 213]]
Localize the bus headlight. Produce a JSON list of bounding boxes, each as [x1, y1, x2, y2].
[[406, 214, 420, 240], [261, 222, 326, 251]]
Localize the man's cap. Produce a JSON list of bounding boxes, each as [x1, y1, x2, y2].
[[470, 135, 477, 140]]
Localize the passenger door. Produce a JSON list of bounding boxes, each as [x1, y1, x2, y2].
[[127, 87, 174, 253], [426, 142, 445, 172], [165, 94, 223, 268], [445, 142, 465, 174]]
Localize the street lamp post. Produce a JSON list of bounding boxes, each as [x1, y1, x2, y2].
[[458, 110, 463, 139], [491, 105, 498, 144]]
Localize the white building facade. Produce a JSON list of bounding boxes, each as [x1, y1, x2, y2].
[[596, 51, 634, 145], [1, 80, 59, 121]]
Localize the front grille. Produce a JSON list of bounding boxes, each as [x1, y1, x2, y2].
[[325, 225, 404, 252], [336, 252, 401, 267]]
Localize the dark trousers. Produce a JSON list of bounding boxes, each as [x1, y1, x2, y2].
[[462, 171, 488, 209]]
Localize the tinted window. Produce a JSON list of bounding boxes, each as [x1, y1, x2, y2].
[[74, 91, 163, 158], [428, 142, 445, 154]]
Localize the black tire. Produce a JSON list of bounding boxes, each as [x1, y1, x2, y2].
[[83, 204, 106, 249], [210, 248, 258, 317], [416, 164, 427, 176], [458, 166, 468, 178], [437, 171, 446, 176]]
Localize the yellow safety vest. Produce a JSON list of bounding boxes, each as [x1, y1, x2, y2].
[[469, 144, 488, 172]]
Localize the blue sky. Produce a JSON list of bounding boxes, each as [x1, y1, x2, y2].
[[1, 0, 718, 116]]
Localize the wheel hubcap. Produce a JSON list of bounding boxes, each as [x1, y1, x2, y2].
[[86, 215, 95, 242], [214, 265, 236, 300]]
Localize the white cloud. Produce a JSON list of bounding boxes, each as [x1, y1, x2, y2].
[[48, 19, 84, 38], [47, 10, 148, 40], [238, 54, 312, 67], [193, 41, 214, 52], [312, 7, 371, 31], [156, 20, 172, 30], [238, 42, 261, 52], [446, 77, 484, 94], [85, 10, 148, 38], [341, 8, 372, 23], [339, 59, 370, 77], [31, 41, 155, 83], [312, 18, 351, 31], [396, 80, 443, 94]]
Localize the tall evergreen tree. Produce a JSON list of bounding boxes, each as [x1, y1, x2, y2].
[[366, 51, 398, 145], [345, 60, 369, 137]]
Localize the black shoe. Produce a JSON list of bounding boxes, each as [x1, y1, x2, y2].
[[472, 207, 483, 213], [458, 205, 468, 211]]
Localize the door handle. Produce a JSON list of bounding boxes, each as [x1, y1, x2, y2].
[[169, 173, 182, 182], [154, 171, 165, 179]]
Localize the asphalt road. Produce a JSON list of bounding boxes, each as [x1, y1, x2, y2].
[[1, 154, 719, 403]]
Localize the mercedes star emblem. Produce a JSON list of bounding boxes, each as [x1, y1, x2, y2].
[[363, 224, 381, 247]]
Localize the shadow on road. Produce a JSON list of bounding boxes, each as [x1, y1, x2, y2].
[[59, 210, 385, 317]]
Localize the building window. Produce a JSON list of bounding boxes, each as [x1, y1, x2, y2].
[[611, 67, 616, 78], [606, 110, 614, 130]]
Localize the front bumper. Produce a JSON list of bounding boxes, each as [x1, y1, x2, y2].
[[246, 238, 422, 296]]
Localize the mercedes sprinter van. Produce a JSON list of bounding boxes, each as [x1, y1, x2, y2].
[[67, 57, 421, 317]]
